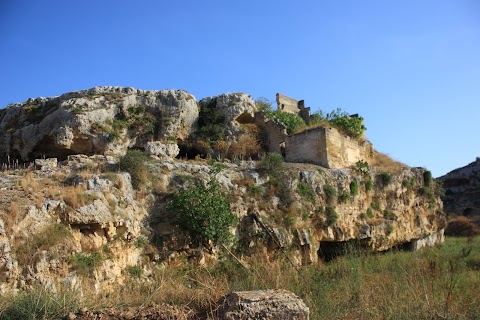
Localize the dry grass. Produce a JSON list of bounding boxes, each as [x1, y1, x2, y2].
[[61, 184, 90, 209], [20, 172, 39, 194], [445, 216, 480, 237], [370, 151, 408, 175]]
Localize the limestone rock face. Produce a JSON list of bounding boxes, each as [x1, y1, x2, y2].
[[145, 141, 180, 159], [199, 93, 257, 137], [0, 86, 198, 162], [438, 158, 480, 217], [217, 289, 309, 320]]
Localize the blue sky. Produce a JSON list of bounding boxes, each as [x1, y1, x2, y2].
[[1, 0, 479, 177]]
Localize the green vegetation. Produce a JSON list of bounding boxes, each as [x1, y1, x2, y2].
[[297, 182, 316, 202], [256, 98, 306, 134], [312, 108, 366, 139], [355, 159, 370, 175], [386, 223, 394, 235], [198, 98, 225, 141], [366, 207, 374, 218], [71, 252, 103, 275], [119, 149, 149, 189], [419, 186, 436, 207], [349, 180, 359, 197], [325, 206, 338, 226], [258, 153, 292, 206], [324, 185, 337, 204], [370, 199, 381, 211], [134, 236, 148, 248], [383, 209, 398, 220], [338, 190, 351, 203], [126, 265, 143, 278], [0, 287, 79, 320], [377, 172, 393, 187], [423, 170, 433, 188], [364, 177, 373, 191], [167, 179, 236, 244]]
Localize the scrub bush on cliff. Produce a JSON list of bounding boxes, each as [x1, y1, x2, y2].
[[167, 178, 236, 244]]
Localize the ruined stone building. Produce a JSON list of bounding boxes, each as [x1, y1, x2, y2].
[[259, 93, 373, 168]]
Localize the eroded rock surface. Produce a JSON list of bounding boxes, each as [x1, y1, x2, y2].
[[0, 86, 198, 162], [438, 158, 480, 217], [216, 289, 309, 320]]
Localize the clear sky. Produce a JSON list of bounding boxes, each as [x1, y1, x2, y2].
[[1, 1, 479, 177]]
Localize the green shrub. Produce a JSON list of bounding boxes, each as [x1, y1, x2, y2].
[[423, 170, 432, 188], [383, 210, 397, 220], [325, 206, 338, 226], [366, 207, 374, 218], [167, 179, 236, 244], [284, 215, 297, 228], [386, 223, 394, 236], [126, 265, 143, 278], [326, 108, 366, 139], [134, 236, 148, 248], [350, 180, 359, 197], [71, 252, 103, 275], [364, 178, 373, 192], [264, 110, 306, 134], [198, 99, 225, 141], [338, 190, 351, 203], [434, 179, 446, 197], [324, 185, 337, 203], [377, 172, 393, 187], [355, 160, 370, 175], [119, 149, 149, 189], [255, 97, 273, 112], [370, 200, 381, 211], [297, 182, 316, 202], [258, 153, 284, 178]]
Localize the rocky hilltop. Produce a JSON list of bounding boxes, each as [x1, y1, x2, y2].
[[0, 86, 446, 300], [438, 158, 480, 217]]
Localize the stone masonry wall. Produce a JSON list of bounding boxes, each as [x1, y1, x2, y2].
[[276, 93, 301, 114], [324, 127, 373, 168], [256, 115, 288, 155], [285, 127, 373, 168], [285, 128, 328, 166]]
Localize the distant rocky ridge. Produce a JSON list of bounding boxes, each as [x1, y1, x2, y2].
[[438, 158, 480, 217]]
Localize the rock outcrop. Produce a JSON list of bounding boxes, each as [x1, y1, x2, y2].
[[0, 86, 198, 162], [438, 158, 480, 217], [216, 289, 309, 320]]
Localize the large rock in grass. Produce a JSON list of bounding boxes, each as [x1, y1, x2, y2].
[[0, 86, 198, 162], [216, 289, 309, 320]]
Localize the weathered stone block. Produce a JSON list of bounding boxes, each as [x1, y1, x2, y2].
[[217, 289, 309, 320]]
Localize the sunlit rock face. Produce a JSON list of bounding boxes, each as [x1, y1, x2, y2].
[[0, 86, 199, 162]]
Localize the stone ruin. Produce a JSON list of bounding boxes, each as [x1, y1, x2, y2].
[[258, 93, 373, 168]]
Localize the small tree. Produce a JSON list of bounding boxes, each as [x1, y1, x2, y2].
[[167, 179, 236, 244], [119, 149, 149, 189]]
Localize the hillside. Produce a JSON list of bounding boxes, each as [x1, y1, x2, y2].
[[0, 86, 447, 319]]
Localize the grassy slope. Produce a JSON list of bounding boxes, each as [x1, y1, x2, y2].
[[1, 237, 479, 320]]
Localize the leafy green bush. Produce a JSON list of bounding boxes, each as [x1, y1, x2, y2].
[[366, 208, 374, 218], [266, 110, 306, 134], [338, 190, 351, 203], [297, 182, 316, 202], [126, 265, 143, 278], [364, 178, 373, 192], [198, 98, 225, 141], [377, 172, 393, 187], [167, 179, 236, 244], [423, 170, 432, 188], [71, 252, 103, 275], [258, 153, 292, 206], [370, 200, 381, 211], [324, 185, 337, 203], [119, 149, 149, 189], [134, 236, 148, 248], [355, 160, 370, 175], [350, 180, 359, 197], [313, 108, 366, 139], [386, 223, 394, 236], [383, 210, 398, 220], [255, 97, 273, 112], [325, 206, 338, 226]]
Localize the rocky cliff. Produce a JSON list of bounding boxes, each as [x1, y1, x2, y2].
[[438, 158, 480, 217], [0, 86, 446, 297]]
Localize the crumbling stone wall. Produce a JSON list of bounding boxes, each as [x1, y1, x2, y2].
[[285, 127, 373, 168], [255, 114, 288, 155], [276, 93, 310, 123]]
